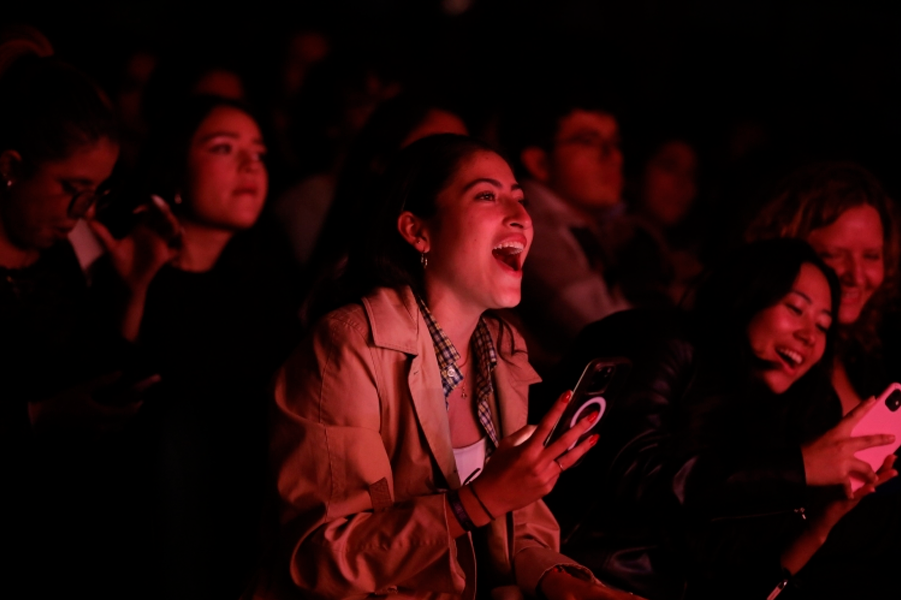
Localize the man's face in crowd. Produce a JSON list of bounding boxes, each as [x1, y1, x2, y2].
[[546, 109, 623, 213]]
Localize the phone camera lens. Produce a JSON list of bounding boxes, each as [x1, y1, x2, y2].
[[887, 390, 901, 412]]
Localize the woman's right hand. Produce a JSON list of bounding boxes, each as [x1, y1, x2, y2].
[[801, 396, 895, 496], [469, 390, 599, 518], [88, 196, 182, 297]]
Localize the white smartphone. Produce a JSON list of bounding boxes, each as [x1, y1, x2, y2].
[[850, 382, 901, 492]]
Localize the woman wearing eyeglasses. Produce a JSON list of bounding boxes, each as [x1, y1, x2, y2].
[[0, 33, 162, 598], [0, 38, 127, 418]]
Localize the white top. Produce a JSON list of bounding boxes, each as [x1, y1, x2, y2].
[[453, 436, 487, 485]]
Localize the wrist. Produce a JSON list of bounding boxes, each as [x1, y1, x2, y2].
[[467, 480, 496, 521], [458, 485, 492, 527]]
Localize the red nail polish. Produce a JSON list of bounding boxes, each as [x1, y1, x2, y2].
[[589, 434, 599, 446], [560, 390, 572, 404], [588, 411, 600, 424]]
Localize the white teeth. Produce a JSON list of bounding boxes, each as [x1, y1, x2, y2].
[[776, 347, 804, 367], [493, 241, 524, 253]]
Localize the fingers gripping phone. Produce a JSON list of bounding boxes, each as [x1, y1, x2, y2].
[[545, 357, 631, 449], [850, 382, 901, 492]]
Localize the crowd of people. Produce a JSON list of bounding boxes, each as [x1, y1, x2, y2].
[[2, 20, 900, 600]]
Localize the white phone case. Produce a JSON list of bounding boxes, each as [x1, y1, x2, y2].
[[849, 382, 901, 492]]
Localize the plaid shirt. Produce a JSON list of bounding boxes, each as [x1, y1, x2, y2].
[[416, 295, 500, 451]]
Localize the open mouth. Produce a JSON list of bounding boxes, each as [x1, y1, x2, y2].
[[492, 241, 525, 272], [775, 346, 804, 370]]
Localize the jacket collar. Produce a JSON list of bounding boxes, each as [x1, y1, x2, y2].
[[361, 286, 541, 486], [362, 286, 423, 355]]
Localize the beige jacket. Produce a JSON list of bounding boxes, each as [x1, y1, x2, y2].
[[269, 286, 583, 600]]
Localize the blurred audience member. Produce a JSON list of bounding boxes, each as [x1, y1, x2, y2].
[[505, 93, 630, 369], [111, 47, 159, 168], [268, 26, 331, 176], [270, 52, 402, 274], [130, 96, 303, 600], [617, 135, 706, 306]]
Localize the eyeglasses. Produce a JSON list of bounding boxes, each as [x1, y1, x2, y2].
[[67, 187, 112, 220], [556, 132, 621, 159]]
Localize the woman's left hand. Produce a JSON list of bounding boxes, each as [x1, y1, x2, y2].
[[538, 569, 646, 600]]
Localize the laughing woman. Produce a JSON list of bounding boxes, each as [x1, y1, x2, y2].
[[745, 162, 901, 597], [747, 163, 901, 416], [671, 239, 896, 599], [265, 135, 633, 600]]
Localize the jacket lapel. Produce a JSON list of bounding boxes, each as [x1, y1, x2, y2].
[[364, 287, 461, 489], [491, 319, 542, 437]]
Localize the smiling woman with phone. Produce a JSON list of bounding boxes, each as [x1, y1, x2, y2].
[[668, 239, 896, 599], [262, 134, 635, 600], [744, 163, 901, 598], [748, 163, 901, 414]]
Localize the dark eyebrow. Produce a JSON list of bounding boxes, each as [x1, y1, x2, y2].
[[790, 289, 812, 304], [462, 178, 522, 193], [789, 289, 832, 317]]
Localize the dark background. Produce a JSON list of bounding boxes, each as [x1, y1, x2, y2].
[[6, 0, 901, 201]]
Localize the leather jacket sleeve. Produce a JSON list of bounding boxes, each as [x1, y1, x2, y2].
[[669, 373, 839, 599]]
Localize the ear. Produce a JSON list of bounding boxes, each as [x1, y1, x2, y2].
[[0, 150, 23, 185], [397, 210, 431, 253], [520, 146, 551, 183]]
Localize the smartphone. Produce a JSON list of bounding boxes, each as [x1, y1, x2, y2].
[[95, 192, 181, 246], [545, 357, 631, 450], [93, 187, 146, 239], [850, 382, 901, 492]]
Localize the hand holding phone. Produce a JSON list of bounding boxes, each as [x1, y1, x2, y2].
[[545, 357, 631, 450], [850, 383, 901, 492]]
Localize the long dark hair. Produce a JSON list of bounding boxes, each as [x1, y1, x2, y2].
[[0, 53, 117, 176], [690, 238, 841, 386], [308, 133, 496, 321], [307, 94, 464, 275]]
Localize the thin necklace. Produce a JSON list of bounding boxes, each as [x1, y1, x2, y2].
[[458, 353, 469, 399]]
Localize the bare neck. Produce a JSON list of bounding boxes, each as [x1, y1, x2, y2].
[[423, 284, 482, 362], [172, 220, 234, 273]]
